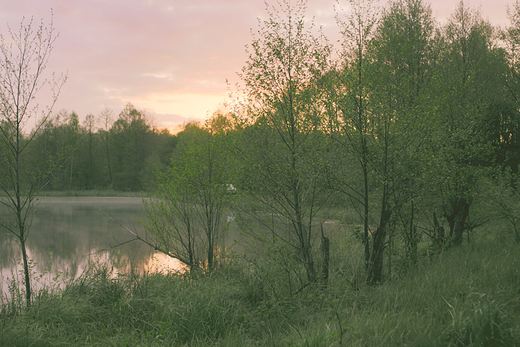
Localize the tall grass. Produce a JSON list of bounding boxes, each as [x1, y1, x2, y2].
[[1, 230, 519, 346]]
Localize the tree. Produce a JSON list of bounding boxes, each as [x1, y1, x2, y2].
[[327, 0, 380, 282], [98, 107, 114, 187], [493, 0, 520, 177], [366, 0, 435, 281], [143, 120, 232, 271], [139, 127, 177, 192], [0, 15, 66, 306], [80, 114, 98, 190], [328, 0, 436, 283], [110, 103, 153, 191], [31, 110, 80, 191], [237, 0, 331, 286], [431, 1, 502, 246]]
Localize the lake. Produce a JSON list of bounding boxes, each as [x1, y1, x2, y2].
[[0, 196, 345, 302], [0, 197, 185, 299]]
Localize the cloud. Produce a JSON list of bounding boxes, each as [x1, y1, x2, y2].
[[153, 112, 201, 133], [51, 0, 263, 120]]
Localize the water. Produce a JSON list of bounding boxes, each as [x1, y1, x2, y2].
[[0, 197, 346, 301], [0, 197, 184, 298]]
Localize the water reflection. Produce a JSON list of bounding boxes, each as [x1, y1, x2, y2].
[[145, 252, 188, 274], [0, 197, 185, 298]]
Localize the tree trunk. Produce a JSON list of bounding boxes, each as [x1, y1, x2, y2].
[[369, 208, 392, 285], [445, 198, 470, 246], [445, 210, 455, 239], [452, 198, 470, 246], [207, 245, 214, 270], [388, 228, 392, 279], [302, 241, 317, 284], [320, 236, 330, 286], [410, 226, 418, 267], [20, 239, 31, 307], [363, 159, 370, 275], [105, 133, 112, 185], [409, 196, 418, 268], [433, 212, 445, 246]]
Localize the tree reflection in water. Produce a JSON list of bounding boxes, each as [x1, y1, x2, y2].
[[0, 197, 185, 300]]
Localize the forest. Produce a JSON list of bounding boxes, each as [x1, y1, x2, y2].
[[2, 0, 520, 345]]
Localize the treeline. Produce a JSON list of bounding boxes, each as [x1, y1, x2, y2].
[[29, 104, 176, 192]]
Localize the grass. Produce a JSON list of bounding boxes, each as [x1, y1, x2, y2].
[[1, 229, 520, 346], [340, 240, 520, 346]]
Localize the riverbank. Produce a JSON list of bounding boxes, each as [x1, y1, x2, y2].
[[38, 190, 151, 198], [1, 230, 519, 346]]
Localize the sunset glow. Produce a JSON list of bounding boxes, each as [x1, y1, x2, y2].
[[145, 251, 188, 274]]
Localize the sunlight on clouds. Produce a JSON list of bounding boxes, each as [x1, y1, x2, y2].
[[182, 77, 223, 91], [100, 83, 227, 124], [101, 87, 125, 99], [135, 92, 228, 119], [142, 72, 174, 80]]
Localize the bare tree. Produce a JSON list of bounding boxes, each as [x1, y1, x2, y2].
[[0, 14, 66, 307]]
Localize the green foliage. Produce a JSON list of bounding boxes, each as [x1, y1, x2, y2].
[[30, 103, 178, 193], [110, 103, 155, 191], [481, 170, 520, 242], [236, 0, 333, 285], [143, 120, 234, 271], [29, 110, 81, 190], [424, 1, 507, 246], [328, 0, 439, 283]]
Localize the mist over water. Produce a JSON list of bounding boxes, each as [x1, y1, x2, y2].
[[0, 197, 184, 298]]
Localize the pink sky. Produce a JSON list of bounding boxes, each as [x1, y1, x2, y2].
[[0, 0, 512, 132]]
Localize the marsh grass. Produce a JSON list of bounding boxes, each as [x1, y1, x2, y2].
[[1, 229, 519, 346]]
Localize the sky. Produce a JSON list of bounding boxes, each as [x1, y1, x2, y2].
[[0, 0, 513, 133]]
